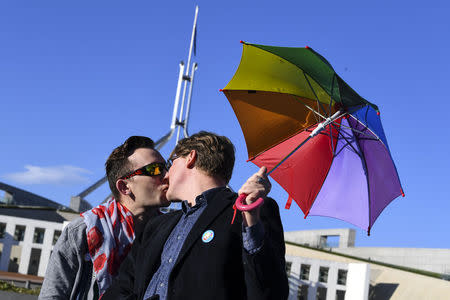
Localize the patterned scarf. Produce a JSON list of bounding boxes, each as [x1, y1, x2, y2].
[[81, 198, 135, 297]]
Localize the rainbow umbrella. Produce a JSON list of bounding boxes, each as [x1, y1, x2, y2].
[[222, 42, 404, 234]]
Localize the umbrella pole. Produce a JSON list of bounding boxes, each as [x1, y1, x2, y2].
[[267, 135, 312, 176], [267, 110, 344, 176], [237, 111, 343, 212]]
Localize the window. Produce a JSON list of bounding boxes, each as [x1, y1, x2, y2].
[[286, 261, 292, 275], [319, 235, 340, 248], [319, 266, 329, 283], [8, 245, 21, 273], [0, 222, 6, 239], [52, 230, 61, 245], [14, 225, 26, 241], [316, 286, 327, 300], [8, 257, 19, 272], [33, 228, 45, 244], [337, 269, 347, 285], [336, 289, 346, 300], [27, 248, 41, 276], [300, 264, 310, 280], [0, 189, 13, 204], [297, 284, 308, 300]]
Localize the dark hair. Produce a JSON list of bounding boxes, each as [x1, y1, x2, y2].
[[171, 131, 235, 183], [105, 136, 155, 199]]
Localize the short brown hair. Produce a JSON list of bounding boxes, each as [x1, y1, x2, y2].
[[171, 131, 235, 183], [105, 136, 155, 199]]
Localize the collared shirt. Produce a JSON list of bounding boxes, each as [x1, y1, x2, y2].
[[144, 187, 264, 300]]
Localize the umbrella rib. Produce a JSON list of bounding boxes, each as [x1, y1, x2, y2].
[[290, 94, 325, 122], [328, 121, 335, 155], [348, 117, 385, 146], [343, 106, 386, 143], [326, 75, 337, 155], [302, 71, 330, 119], [331, 120, 379, 141], [328, 73, 336, 116], [337, 124, 378, 142], [330, 123, 363, 159]]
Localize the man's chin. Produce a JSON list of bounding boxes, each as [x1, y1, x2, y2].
[[166, 191, 182, 203]]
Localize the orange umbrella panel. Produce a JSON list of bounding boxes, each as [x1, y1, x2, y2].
[[224, 90, 337, 159]]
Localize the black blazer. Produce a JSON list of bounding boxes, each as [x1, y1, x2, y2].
[[104, 188, 288, 300]]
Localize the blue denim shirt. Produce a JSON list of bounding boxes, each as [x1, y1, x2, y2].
[[144, 187, 264, 300]]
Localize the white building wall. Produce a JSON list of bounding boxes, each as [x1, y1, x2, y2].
[[286, 255, 369, 300], [285, 229, 450, 275], [0, 215, 64, 277], [285, 229, 355, 248], [345, 263, 370, 300], [0, 221, 16, 271], [333, 247, 450, 275]]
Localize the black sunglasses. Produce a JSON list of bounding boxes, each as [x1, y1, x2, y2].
[[120, 162, 168, 180]]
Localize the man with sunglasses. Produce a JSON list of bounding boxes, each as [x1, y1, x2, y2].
[[40, 135, 269, 300], [40, 136, 170, 299], [105, 131, 288, 300]]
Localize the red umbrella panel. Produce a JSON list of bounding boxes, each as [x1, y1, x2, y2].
[[250, 106, 403, 234]]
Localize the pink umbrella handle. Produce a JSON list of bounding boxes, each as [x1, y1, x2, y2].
[[235, 194, 264, 211]]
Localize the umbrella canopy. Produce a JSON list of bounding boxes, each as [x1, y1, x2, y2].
[[222, 42, 403, 234]]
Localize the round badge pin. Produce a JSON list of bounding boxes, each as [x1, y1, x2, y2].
[[202, 230, 214, 243]]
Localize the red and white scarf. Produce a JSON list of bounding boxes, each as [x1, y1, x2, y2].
[[81, 198, 135, 297]]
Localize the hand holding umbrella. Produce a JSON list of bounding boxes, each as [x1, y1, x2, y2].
[[237, 166, 271, 226]]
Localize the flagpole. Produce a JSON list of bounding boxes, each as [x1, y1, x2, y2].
[[176, 5, 199, 143]]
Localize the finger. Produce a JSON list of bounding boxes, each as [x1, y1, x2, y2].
[[238, 184, 264, 195], [244, 193, 257, 204], [256, 166, 267, 178]]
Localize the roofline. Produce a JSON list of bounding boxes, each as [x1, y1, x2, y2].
[[285, 241, 444, 279], [0, 204, 76, 213], [0, 181, 70, 209]]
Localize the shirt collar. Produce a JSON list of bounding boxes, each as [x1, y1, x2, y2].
[[181, 186, 227, 215]]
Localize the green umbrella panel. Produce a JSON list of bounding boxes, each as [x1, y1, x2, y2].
[[223, 42, 378, 159]]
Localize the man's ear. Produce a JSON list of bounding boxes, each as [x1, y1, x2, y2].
[[116, 179, 131, 196], [185, 150, 197, 169]]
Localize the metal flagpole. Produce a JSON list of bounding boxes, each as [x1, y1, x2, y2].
[[70, 6, 200, 211], [176, 5, 199, 143], [157, 5, 199, 148]]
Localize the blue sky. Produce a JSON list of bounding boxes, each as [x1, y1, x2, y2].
[[1, 1, 449, 248]]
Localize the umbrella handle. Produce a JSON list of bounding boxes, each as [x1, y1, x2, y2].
[[235, 194, 264, 211]]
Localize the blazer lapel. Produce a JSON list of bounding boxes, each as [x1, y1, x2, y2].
[[142, 213, 182, 284], [174, 188, 234, 267]]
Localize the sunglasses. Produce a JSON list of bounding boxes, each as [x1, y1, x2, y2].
[[120, 162, 168, 180]]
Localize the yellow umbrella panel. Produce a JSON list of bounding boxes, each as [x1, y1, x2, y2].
[[223, 44, 338, 158]]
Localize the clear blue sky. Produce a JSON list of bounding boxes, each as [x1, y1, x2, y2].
[[1, 1, 449, 248]]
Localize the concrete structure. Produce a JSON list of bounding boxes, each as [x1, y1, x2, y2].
[[286, 242, 450, 299], [2, 182, 450, 300], [0, 182, 67, 209], [285, 229, 450, 275], [1, 180, 79, 279], [286, 255, 370, 299], [345, 264, 370, 300], [332, 247, 450, 275], [285, 228, 356, 249], [0, 207, 78, 277]]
